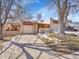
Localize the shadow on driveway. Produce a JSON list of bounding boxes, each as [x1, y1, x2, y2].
[[4, 41, 79, 59]]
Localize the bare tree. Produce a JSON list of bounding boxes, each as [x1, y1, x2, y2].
[[36, 13, 42, 33], [57, 0, 68, 38], [8, 0, 33, 22], [0, 0, 14, 40], [56, 0, 79, 38], [48, 0, 79, 38], [0, 0, 36, 40], [0, 0, 2, 40], [37, 13, 42, 22], [0, 0, 25, 40]]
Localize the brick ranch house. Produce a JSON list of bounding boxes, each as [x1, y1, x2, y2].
[[2, 20, 50, 36], [2, 18, 74, 36], [22, 21, 50, 34]]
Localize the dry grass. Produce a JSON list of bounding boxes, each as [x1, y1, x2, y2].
[[39, 32, 79, 53], [0, 35, 14, 48], [4, 35, 14, 41], [47, 33, 79, 44]]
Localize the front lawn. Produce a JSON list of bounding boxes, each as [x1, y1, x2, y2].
[[4, 35, 14, 41], [39, 32, 79, 54], [0, 35, 14, 49]]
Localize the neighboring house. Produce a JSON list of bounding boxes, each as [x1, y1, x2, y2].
[[69, 22, 79, 31], [66, 26, 77, 31], [74, 26, 79, 31]]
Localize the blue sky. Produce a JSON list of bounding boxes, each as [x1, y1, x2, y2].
[[23, 0, 79, 22]]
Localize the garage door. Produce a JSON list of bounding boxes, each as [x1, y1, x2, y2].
[[23, 25, 33, 34]]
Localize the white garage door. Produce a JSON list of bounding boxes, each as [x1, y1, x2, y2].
[[23, 25, 33, 33]]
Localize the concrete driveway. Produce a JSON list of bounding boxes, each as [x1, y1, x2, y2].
[[0, 34, 79, 59]]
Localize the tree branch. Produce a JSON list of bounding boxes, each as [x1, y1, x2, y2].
[[3, 0, 14, 24]]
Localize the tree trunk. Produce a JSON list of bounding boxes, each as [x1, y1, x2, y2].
[[59, 20, 65, 37], [58, 6, 66, 38], [57, 0, 68, 39], [58, 12, 66, 38], [0, 23, 3, 40], [37, 23, 39, 33], [59, 13, 66, 39]]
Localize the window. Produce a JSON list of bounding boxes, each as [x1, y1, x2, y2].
[[6, 24, 20, 31]]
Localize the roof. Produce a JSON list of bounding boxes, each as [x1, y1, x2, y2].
[[23, 21, 33, 25], [5, 22, 21, 25]]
